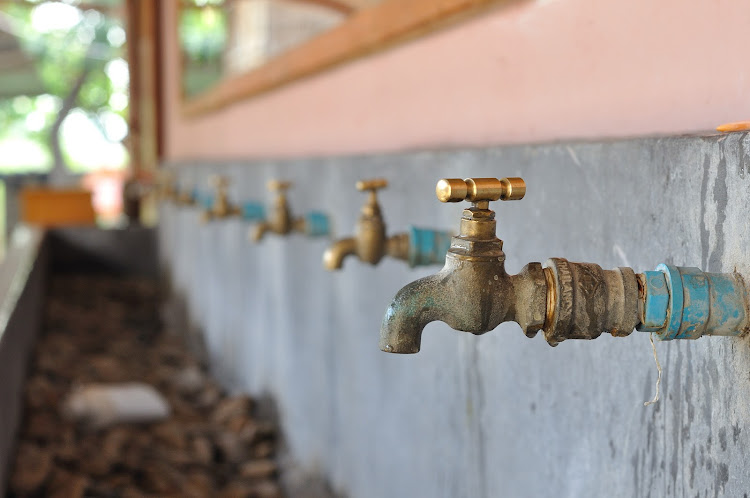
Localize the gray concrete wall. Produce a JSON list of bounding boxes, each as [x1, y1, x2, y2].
[[159, 133, 750, 498]]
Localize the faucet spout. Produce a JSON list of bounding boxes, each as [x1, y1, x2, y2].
[[323, 237, 357, 270], [253, 222, 270, 242], [380, 271, 451, 353], [380, 252, 544, 353]]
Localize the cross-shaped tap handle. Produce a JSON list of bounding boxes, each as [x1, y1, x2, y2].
[[268, 180, 292, 192], [356, 178, 388, 192], [436, 177, 526, 204]]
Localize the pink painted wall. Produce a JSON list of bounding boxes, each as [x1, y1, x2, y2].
[[161, 0, 750, 161]]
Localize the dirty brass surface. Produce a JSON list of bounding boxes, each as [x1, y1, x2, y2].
[[381, 176, 545, 352], [380, 176, 640, 354], [542, 259, 638, 346], [323, 178, 409, 270]]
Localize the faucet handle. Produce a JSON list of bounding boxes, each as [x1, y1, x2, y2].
[[356, 178, 388, 192], [436, 177, 526, 204], [268, 180, 292, 193]]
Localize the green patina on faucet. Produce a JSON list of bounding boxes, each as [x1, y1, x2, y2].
[[380, 177, 750, 354]]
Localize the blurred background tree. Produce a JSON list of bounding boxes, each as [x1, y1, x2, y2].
[[0, 0, 128, 180], [179, 0, 227, 98]]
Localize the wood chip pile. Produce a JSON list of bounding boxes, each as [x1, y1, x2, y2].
[[7, 275, 282, 498]]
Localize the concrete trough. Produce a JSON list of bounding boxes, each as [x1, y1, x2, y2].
[[0, 226, 157, 494]]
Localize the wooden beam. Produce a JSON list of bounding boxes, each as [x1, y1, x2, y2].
[[181, 0, 520, 117], [126, 0, 161, 171]]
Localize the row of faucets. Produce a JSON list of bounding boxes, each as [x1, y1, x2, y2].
[[159, 173, 750, 355], [159, 174, 453, 270]]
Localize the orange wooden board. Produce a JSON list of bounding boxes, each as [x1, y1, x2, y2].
[[20, 188, 96, 227]]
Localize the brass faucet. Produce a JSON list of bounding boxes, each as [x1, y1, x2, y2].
[[323, 179, 409, 269], [175, 181, 198, 206], [156, 170, 178, 202], [251, 180, 328, 241], [323, 179, 453, 270], [380, 177, 642, 353], [201, 176, 240, 222]]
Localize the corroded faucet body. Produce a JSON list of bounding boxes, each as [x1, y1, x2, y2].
[[380, 185, 637, 353], [381, 240, 549, 353], [381, 177, 748, 354], [380, 178, 750, 353], [323, 179, 451, 270]]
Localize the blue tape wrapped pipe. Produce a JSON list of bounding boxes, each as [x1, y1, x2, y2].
[[304, 211, 330, 237], [241, 202, 266, 222], [638, 265, 748, 340], [638, 271, 670, 332], [407, 226, 453, 268]]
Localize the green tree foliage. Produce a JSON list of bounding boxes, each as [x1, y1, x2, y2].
[[0, 1, 128, 174], [179, 0, 228, 97]]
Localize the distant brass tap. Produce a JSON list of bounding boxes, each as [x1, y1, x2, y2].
[[172, 178, 200, 206], [251, 180, 329, 241], [201, 176, 240, 222], [323, 179, 452, 270], [176, 186, 196, 206], [323, 179, 399, 269], [156, 170, 178, 202], [157, 169, 194, 206]]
